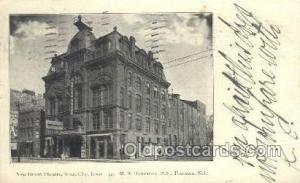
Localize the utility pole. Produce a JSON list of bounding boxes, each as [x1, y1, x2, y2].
[[16, 101, 21, 162]]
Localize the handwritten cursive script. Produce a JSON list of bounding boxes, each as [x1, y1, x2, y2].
[[218, 3, 299, 183]]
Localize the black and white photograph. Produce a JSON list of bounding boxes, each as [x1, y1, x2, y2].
[[9, 13, 213, 162]]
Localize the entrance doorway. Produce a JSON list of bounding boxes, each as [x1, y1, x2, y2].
[[69, 136, 82, 157]]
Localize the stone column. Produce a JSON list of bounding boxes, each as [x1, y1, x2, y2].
[[86, 136, 91, 159], [81, 135, 86, 159], [104, 138, 108, 159], [95, 141, 99, 159], [113, 134, 121, 159]]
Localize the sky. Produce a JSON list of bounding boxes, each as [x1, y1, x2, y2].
[[9, 13, 213, 115]]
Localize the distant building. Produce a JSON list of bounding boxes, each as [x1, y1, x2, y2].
[[206, 114, 213, 145], [42, 16, 210, 159], [10, 89, 45, 157], [18, 109, 42, 157]]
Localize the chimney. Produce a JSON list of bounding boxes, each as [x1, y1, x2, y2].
[[148, 51, 154, 60], [129, 36, 136, 58]]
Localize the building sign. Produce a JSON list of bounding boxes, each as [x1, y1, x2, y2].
[[10, 142, 17, 150], [46, 120, 63, 130]]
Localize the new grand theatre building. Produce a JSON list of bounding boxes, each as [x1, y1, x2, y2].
[[42, 16, 209, 159]]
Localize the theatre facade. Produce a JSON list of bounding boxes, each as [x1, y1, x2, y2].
[[42, 16, 209, 159]]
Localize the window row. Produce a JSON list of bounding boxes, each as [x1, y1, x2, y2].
[[135, 134, 178, 146], [123, 114, 167, 135], [19, 118, 38, 128], [127, 72, 167, 100], [125, 92, 167, 119], [92, 110, 113, 130]]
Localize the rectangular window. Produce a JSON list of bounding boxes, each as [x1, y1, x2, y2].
[[157, 137, 160, 144], [58, 98, 63, 113], [120, 87, 125, 107], [92, 88, 101, 107], [153, 101, 159, 118], [128, 113, 132, 130], [102, 86, 109, 105], [127, 72, 132, 86], [145, 118, 151, 133], [120, 110, 125, 128], [77, 86, 83, 109], [161, 90, 166, 101], [154, 120, 159, 134], [161, 104, 166, 119], [136, 94, 142, 113], [128, 91, 132, 109], [164, 138, 168, 145], [136, 116, 142, 131], [162, 124, 166, 135], [153, 86, 158, 98], [104, 110, 113, 129], [146, 82, 150, 95], [92, 112, 100, 130], [169, 134, 172, 145], [73, 85, 83, 110], [136, 76, 142, 92], [49, 98, 56, 116], [145, 98, 150, 115]]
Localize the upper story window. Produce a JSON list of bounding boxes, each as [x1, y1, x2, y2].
[[153, 86, 158, 98], [153, 101, 159, 118], [162, 124, 166, 135], [136, 76, 142, 92], [136, 115, 142, 131], [120, 87, 125, 107], [128, 91, 132, 110], [154, 120, 159, 135], [120, 110, 125, 128], [107, 40, 112, 50], [136, 94, 142, 113], [128, 113, 133, 130], [161, 104, 167, 119], [103, 110, 113, 129], [145, 98, 150, 116], [92, 85, 109, 107], [92, 112, 100, 130], [73, 85, 82, 110], [49, 98, 56, 116], [127, 71, 133, 86], [145, 82, 150, 95], [71, 75, 83, 110], [145, 117, 151, 133], [161, 90, 166, 101], [58, 97, 63, 113]]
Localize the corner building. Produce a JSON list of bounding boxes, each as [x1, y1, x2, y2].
[[43, 16, 209, 159]]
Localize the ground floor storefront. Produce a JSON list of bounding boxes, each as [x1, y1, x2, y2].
[[44, 132, 123, 159], [19, 141, 40, 157]]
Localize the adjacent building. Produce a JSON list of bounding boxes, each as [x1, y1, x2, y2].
[[10, 89, 45, 157], [18, 109, 43, 157], [42, 16, 210, 159]]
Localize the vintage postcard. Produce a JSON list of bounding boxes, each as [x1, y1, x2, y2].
[[0, 0, 299, 183]]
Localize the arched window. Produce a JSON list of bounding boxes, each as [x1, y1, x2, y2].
[[127, 91, 132, 109], [127, 71, 133, 86], [136, 76, 142, 92], [49, 97, 56, 116], [153, 86, 158, 98], [136, 94, 142, 113], [145, 82, 150, 95]]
